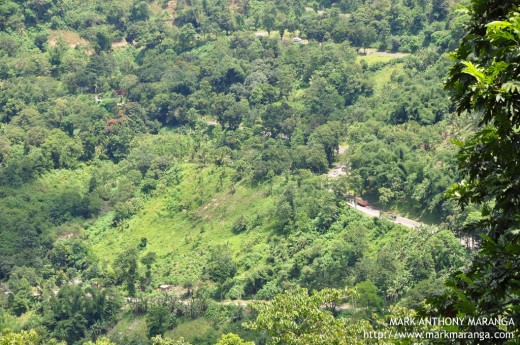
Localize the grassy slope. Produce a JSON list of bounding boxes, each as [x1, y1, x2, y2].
[[0, 168, 91, 258], [164, 318, 214, 342], [371, 63, 405, 94], [107, 312, 148, 343], [85, 60, 431, 285], [89, 164, 275, 285]]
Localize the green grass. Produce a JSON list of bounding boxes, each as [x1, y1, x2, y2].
[[370, 63, 405, 95], [164, 318, 215, 342], [89, 164, 275, 285], [357, 54, 398, 65], [107, 312, 148, 343]]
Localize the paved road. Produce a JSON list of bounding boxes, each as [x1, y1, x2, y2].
[[346, 199, 474, 247], [346, 201, 422, 229], [327, 145, 423, 229]]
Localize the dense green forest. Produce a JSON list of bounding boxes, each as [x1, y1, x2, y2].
[[0, 0, 517, 344]]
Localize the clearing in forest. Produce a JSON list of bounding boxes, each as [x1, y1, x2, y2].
[[48, 30, 89, 49]]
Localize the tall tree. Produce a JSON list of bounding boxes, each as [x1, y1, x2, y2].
[[429, 0, 520, 337], [245, 287, 374, 344], [114, 247, 139, 296]]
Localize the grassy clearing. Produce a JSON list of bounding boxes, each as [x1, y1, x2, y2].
[[370, 63, 405, 94], [164, 318, 214, 342], [107, 312, 148, 343], [48, 30, 90, 49], [111, 39, 129, 49], [89, 164, 275, 285], [357, 54, 398, 65], [254, 30, 307, 44], [356, 48, 409, 66]]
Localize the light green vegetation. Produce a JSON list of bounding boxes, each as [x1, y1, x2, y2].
[[0, 0, 476, 343], [90, 163, 275, 284], [164, 318, 213, 342], [357, 54, 401, 66], [370, 64, 405, 94], [107, 313, 148, 344]]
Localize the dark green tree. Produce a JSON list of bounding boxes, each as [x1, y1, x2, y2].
[[204, 246, 236, 300], [44, 285, 122, 344], [429, 0, 520, 337], [146, 305, 175, 338], [114, 247, 139, 296]]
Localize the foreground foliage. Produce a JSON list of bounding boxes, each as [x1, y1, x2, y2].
[[245, 287, 373, 345], [428, 0, 520, 342]]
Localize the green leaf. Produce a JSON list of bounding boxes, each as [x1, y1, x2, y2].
[[486, 21, 513, 31], [456, 273, 473, 285], [454, 5, 470, 15], [449, 138, 464, 147], [502, 82, 520, 93], [461, 61, 486, 83]]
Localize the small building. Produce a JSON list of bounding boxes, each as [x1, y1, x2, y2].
[[292, 37, 303, 43], [159, 284, 173, 292]]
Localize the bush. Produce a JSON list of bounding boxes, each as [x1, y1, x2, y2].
[[147, 305, 175, 338], [231, 216, 247, 234]]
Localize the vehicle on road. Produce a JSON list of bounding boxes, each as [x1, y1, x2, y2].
[[354, 197, 369, 207]]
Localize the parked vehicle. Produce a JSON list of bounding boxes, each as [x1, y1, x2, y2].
[[354, 197, 369, 207]]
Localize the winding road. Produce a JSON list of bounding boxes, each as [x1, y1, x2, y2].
[[328, 144, 423, 229], [346, 201, 422, 229], [327, 146, 475, 248]]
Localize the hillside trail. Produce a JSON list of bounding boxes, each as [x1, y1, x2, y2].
[[126, 296, 355, 311], [362, 49, 410, 58], [346, 200, 422, 228]]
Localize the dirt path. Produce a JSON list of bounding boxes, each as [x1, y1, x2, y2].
[[326, 145, 347, 177], [204, 120, 218, 126], [327, 144, 423, 229], [347, 201, 474, 247], [361, 49, 410, 58], [126, 296, 355, 311], [368, 51, 409, 58]]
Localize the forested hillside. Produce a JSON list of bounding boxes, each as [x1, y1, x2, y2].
[[0, 0, 500, 344]]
